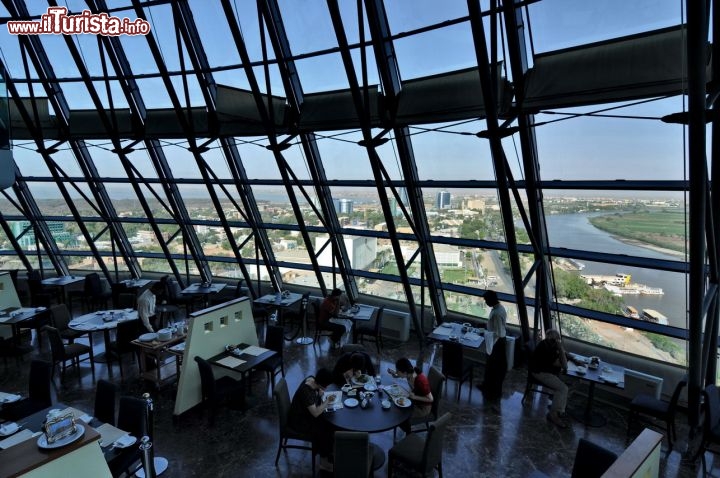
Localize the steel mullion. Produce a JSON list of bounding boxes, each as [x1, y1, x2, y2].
[[0, 210, 32, 270]]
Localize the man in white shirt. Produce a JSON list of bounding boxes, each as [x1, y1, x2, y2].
[[478, 290, 508, 400], [137, 282, 164, 333]]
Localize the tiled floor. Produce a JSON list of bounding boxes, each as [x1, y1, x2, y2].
[[0, 321, 710, 477]]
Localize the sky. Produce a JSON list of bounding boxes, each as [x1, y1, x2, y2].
[[0, 0, 694, 190]]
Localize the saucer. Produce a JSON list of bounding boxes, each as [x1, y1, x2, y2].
[[344, 398, 359, 408]]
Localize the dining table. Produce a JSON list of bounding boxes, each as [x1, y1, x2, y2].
[[337, 304, 376, 343], [0, 402, 132, 477], [253, 292, 304, 339], [208, 344, 277, 399], [0, 306, 49, 351], [427, 322, 485, 349], [40, 275, 85, 304], [565, 356, 625, 427], [322, 375, 414, 434], [181, 283, 227, 309], [69, 309, 139, 363]]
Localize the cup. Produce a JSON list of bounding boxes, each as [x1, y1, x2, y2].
[[341, 384, 352, 393], [375, 375, 381, 385]]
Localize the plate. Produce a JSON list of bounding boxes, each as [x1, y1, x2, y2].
[[37, 424, 85, 449], [344, 398, 359, 408], [352, 374, 371, 385], [139, 333, 158, 342], [381, 400, 392, 409], [0, 423, 20, 436], [363, 383, 377, 392], [394, 397, 412, 408], [601, 376, 620, 385]]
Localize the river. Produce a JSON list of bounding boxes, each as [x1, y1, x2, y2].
[[543, 213, 688, 328]]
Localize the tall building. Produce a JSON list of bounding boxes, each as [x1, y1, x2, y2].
[[436, 191, 451, 209], [338, 198, 354, 215]]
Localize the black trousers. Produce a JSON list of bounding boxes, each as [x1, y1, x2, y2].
[[482, 337, 507, 400]]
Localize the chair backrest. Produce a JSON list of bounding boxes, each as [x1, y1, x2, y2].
[[334, 431, 370, 477], [28, 360, 53, 407], [668, 376, 688, 414], [311, 300, 320, 323], [167, 279, 183, 301], [427, 366, 445, 419], [704, 384, 720, 437], [372, 306, 385, 334], [84, 273, 102, 295], [49, 304, 72, 331], [94, 379, 118, 426], [117, 396, 147, 439], [273, 377, 291, 435], [194, 356, 217, 401], [44, 326, 67, 361], [421, 412, 452, 474], [115, 320, 141, 351], [234, 280, 244, 298], [265, 325, 285, 355], [441, 341, 465, 379], [570, 438, 618, 478]]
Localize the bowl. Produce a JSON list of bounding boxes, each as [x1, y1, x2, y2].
[[341, 384, 352, 393], [381, 400, 391, 409]]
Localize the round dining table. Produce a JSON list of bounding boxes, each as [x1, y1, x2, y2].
[[68, 309, 139, 363], [322, 383, 413, 433]]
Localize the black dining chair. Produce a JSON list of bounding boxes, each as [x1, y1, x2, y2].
[[356, 306, 385, 354], [107, 320, 142, 380], [334, 431, 385, 477], [94, 379, 118, 426], [45, 325, 94, 382], [570, 438, 618, 478], [273, 378, 316, 476], [194, 356, 245, 424], [388, 412, 451, 478], [258, 325, 285, 393], [410, 366, 445, 433], [49, 303, 92, 346], [110, 396, 147, 478], [441, 341, 474, 401], [312, 300, 335, 347], [0, 359, 53, 421], [627, 375, 686, 449]]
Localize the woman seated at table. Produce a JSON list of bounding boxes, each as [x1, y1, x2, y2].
[[530, 328, 579, 429], [318, 289, 347, 349], [288, 368, 337, 472], [388, 357, 433, 434], [333, 351, 376, 386]]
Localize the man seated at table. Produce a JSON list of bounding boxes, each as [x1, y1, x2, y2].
[[317, 289, 347, 349], [332, 351, 376, 386], [137, 282, 164, 333], [289, 368, 336, 472], [530, 328, 580, 429]]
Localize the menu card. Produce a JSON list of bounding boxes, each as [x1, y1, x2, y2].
[[0, 430, 40, 449], [216, 356, 246, 368], [96, 423, 128, 447], [239, 345, 270, 356]]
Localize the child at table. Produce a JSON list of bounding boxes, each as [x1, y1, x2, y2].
[[388, 357, 433, 434]]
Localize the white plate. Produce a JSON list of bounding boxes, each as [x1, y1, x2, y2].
[[344, 398, 359, 408], [0, 423, 20, 436], [381, 400, 392, 409], [351, 374, 372, 386], [113, 434, 137, 449], [37, 424, 85, 449], [393, 396, 412, 408], [363, 383, 377, 391], [139, 333, 158, 342]]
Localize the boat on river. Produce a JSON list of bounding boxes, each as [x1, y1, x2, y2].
[[621, 305, 640, 319], [641, 309, 669, 326]]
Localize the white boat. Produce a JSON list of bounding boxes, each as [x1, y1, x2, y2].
[[641, 309, 669, 326], [621, 305, 640, 319]]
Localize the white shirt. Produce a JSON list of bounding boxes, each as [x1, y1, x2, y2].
[[486, 303, 507, 350], [137, 289, 156, 332]]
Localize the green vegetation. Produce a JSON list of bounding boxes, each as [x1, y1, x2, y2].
[[642, 332, 684, 360], [553, 268, 622, 314], [589, 210, 687, 253]]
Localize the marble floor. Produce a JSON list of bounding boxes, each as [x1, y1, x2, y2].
[[0, 322, 711, 478]]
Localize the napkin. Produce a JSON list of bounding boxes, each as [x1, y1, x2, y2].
[[239, 345, 270, 356], [432, 326, 452, 336], [0, 429, 38, 449], [216, 356, 246, 368], [0, 392, 21, 403], [485, 330, 495, 354], [464, 332, 482, 341], [96, 423, 128, 447]]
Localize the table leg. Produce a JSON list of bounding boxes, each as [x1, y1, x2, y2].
[[93, 330, 113, 363], [568, 382, 607, 427]]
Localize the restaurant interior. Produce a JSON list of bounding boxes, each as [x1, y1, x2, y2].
[[0, 1, 718, 477]]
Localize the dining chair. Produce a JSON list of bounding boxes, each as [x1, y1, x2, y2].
[[258, 324, 285, 393], [441, 341, 474, 401], [355, 306, 385, 354], [84, 273, 112, 312], [410, 366, 445, 433], [94, 379, 118, 426], [312, 300, 334, 347], [273, 378, 316, 476], [627, 375, 686, 449], [110, 396, 147, 478], [167, 279, 200, 315], [388, 412, 451, 478], [107, 320, 142, 380], [282, 292, 310, 336], [700, 383, 720, 476], [111, 281, 137, 309], [27, 271, 53, 308], [45, 325, 95, 382], [0, 359, 53, 421], [570, 438, 618, 478], [194, 356, 245, 424], [334, 431, 385, 477], [49, 303, 92, 346], [521, 340, 554, 406]]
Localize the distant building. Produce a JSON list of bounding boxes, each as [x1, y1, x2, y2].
[[315, 235, 377, 270], [338, 199, 354, 214], [436, 191, 451, 209], [11, 220, 77, 249], [465, 198, 486, 211]]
